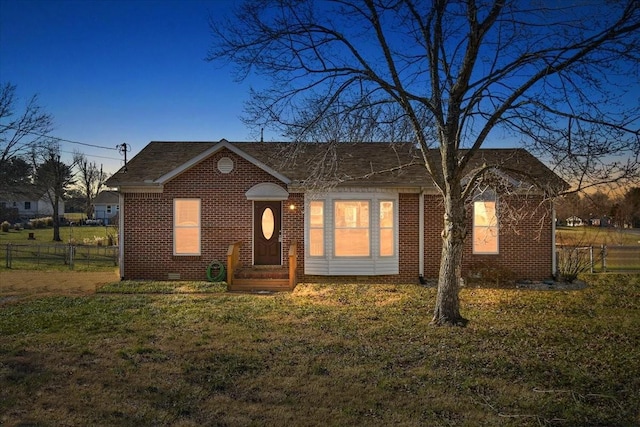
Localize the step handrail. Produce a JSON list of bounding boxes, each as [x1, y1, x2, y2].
[[226, 241, 243, 285], [289, 240, 297, 289]]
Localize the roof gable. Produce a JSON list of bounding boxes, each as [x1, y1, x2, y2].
[[93, 191, 119, 204], [156, 140, 291, 185]]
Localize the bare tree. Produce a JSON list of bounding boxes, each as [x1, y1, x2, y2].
[[208, 0, 640, 326], [34, 145, 75, 242], [0, 82, 54, 176], [73, 151, 108, 219], [618, 187, 640, 227]]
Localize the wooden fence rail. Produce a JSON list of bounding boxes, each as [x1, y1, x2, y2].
[[4, 243, 119, 270]]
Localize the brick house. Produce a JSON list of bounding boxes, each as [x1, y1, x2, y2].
[[105, 140, 567, 290]]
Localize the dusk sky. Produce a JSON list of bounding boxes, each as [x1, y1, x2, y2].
[[2, 0, 638, 179], [1, 0, 257, 175]]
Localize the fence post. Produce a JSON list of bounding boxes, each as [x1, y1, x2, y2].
[[601, 244, 607, 272], [589, 246, 594, 273], [68, 243, 74, 270], [6, 243, 11, 268]]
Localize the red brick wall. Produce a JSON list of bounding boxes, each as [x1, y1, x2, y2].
[[122, 148, 301, 280], [421, 193, 554, 282], [463, 194, 554, 281], [122, 152, 553, 283], [300, 193, 553, 284]]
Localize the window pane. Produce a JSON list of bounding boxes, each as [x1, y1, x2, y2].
[[309, 228, 324, 256], [473, 226, 498, 253], [335, 201, 369, 227], [335, 229, 370, 256], [335, 201, 370, 257], [380, 201, 393, 227], [380, 228, 393, 256], [474, 200, 496, 226], [175, 228, 200, 254], [176, 200, 200, 226], [380, 201, 394, 256], [175, 199, 200, 255], [473, 198, 498, 253], [309, 201, 324, 256], [262, 207, 275, 240], [310, 201, 324, 226]]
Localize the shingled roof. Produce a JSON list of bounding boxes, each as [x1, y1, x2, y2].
[[105, 140, 568, 193]]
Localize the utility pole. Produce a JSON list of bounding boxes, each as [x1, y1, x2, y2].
[[116, 143, 129, 172]]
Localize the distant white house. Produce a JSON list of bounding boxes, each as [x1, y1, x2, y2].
[[0, 188, 64, 221], [92, 190, 119, 225], [566, 216, 584, 227]]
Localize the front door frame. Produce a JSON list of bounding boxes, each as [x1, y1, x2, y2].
[[245, 182, 289, 267], [253, 200, 282, 266]]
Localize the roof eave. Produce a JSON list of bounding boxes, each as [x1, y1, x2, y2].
[[110, 183, 164, 193]]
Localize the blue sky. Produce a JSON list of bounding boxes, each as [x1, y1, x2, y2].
[[1, 0, 256, 174], [1, 0, 638, 179]]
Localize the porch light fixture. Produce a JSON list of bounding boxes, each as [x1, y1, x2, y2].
[[289, 203, 296, 211]]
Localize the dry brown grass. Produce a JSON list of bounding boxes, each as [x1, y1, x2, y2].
[[556, 226, 640, 246], [1, 275, 639, 426]]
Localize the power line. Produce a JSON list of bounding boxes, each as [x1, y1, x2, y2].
[[59, 149, 122, 162], [0, 124, 119, 151]]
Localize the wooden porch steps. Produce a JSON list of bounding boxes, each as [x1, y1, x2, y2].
[[229, 267, 293, 292], [226, 241, 298, 293]]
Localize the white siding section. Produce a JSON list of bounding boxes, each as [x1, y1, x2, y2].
[[304, 190, 399, 276]]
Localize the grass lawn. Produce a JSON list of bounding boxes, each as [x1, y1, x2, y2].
[[556, 226, 640, 246], [1, 274, 638, 426]]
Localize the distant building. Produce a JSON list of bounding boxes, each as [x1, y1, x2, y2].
[[566, 216, 584, 227], [590, 216, 612, 227], [92, 190, 119, 225], [0, 188, 65, 222]]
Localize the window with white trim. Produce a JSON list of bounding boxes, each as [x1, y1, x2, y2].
[[174, 198, 201, 255], [379, 200, 394, 256], [473, 190, 498, 254], [309, 200, 324, 256], [334, 200, 370, 256], [304, 192, 398, 276]]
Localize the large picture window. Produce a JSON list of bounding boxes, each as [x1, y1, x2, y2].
[[334, 201, 370, 256], [174, 198, 201, 255], [473, 191, 498, 254], [305, 192, 398, 276]]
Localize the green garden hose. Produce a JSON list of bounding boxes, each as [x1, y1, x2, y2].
[[207, 260, 225, 282]]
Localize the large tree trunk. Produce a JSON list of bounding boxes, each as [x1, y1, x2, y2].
[[432, 190, 469, 326]]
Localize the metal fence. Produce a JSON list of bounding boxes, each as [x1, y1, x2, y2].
[[556, 245, 640, 274], [4, 243, 119, 269]]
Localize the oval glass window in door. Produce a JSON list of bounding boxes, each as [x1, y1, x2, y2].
[[262, 207, 275, 240]]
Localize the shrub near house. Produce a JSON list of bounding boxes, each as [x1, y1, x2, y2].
[[106, 140, 566, 286]]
